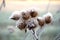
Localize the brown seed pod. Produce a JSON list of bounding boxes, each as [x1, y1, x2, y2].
[[45, 16, 51, 24], [17, 22, 26, 30], [17, 19, 27, 33], [37, 18, 45, 28], [30, 10, 38, 18], [9, 11, 21, 21], [43, 12, 53, 24], [22, 12, 31, 20], [11, 15, 20, 20]]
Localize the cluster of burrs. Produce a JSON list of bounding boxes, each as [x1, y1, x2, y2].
[[9, 9, 53, 40]]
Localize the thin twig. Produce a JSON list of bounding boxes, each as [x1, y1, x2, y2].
[[32, 29, 38, 40], [0, 0, 5, 10]]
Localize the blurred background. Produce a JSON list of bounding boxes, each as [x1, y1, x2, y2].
[[0, 0, 60, 40]]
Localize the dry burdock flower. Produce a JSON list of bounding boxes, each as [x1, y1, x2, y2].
[[9, 9, 53, 40], [45, 16, 51, 24], [22, 12, 31, 20], [26, 18, 38, 30], [9, 11, 22, 21], [43, 12, 53, 24], [17, 22, 26, 30], [17, 22, 27, 33], [16, 18, 26, 30], [37, 17, 45, 28], [29, 10, 38, 18]]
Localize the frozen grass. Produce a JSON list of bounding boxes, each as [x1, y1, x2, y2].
[[0, 9, 60, 40]]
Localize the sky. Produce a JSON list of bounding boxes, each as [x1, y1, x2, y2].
[[0, 0, 60, 11]]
